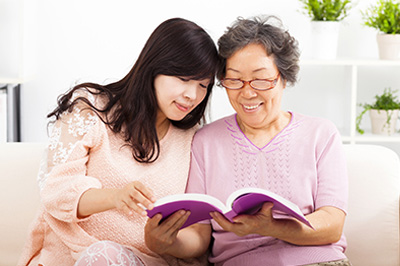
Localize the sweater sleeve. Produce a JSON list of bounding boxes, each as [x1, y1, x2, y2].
[[39, 93, 104, 223], [314, 126, 348, 213]]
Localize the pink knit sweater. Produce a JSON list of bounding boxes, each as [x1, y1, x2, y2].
[[187, 112, 348, 266], [17, 92, 201, 266]]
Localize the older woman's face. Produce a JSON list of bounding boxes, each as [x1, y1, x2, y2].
[[224, 43, 284, 131]]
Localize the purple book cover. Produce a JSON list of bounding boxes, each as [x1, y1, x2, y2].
[[147, 200, 222, 229], [146, 189, 313, 229]]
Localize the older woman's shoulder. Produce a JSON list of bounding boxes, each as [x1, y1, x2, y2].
[[292, 112, 339, 132]]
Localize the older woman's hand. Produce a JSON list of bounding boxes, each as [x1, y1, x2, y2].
[[211, 203, 346, 246], [210, 202, 276, 237]]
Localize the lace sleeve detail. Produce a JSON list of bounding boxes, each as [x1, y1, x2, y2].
[[38, 92, 98, 190], [38, 91, 104, 222]]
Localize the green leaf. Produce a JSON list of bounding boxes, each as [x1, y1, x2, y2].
[[356, 88, 400, 134], [361, 0, 400, 34], [299, 0, 352, 21]]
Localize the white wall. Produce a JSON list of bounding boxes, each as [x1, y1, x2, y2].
[[2, 0, 383, 142]]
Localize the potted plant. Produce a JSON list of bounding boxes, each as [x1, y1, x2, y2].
[[361, 0, 400, 60], [356, 87, 400, 135], [299, 0, 352, 59]]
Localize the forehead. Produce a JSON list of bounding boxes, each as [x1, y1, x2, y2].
[[226, 43, 276, 72]]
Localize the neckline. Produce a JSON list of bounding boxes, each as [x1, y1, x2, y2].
[[159, 122, 172, 145], [234, 111, 294, 150]]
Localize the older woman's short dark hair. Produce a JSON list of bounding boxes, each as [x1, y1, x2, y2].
[[218, 15, 300, 86]]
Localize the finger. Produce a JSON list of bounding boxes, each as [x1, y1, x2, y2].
[[122, 196, 148, 216], [161, 210, 190, 233], [121, 204, 134, 216], [210, 212, 234, 230], [133, 181, 157, 202], [259, 202, 274, 214], [127, 187, 154, 211], [172, 211, 191, 232], [147, 213, 163, 227], [262, 202, 274, 210]]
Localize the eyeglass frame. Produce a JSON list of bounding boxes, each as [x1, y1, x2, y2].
[[220, 72, 281, 91]]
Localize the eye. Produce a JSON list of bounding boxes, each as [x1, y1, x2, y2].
[[178, 77, 190, 82], [199, 83, 208, 89]]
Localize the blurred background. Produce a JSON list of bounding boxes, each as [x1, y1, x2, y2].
[[0, 0, 394, 142]]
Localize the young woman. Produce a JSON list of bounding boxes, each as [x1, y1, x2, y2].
[[18, 18, 219, 266]]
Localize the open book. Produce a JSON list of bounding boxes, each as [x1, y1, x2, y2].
[[146, 187, 313, 229]]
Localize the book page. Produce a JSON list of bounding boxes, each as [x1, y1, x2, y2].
[[153, 193, 227, 211], [225, 187, 313, 228]]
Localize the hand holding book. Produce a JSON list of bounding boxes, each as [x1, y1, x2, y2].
[[147, 188, 313, 230]]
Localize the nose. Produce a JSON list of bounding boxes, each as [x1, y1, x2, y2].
[[183, 84, 197, 100], [241, 82, 257, 98]]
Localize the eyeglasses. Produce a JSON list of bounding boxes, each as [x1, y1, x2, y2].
[[220, 73, 280, 91]]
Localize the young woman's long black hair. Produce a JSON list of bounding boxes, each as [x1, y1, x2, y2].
[[48, 18, 219, 163]]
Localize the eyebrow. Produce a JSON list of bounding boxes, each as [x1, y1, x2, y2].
[[226, 67, 267, 73]]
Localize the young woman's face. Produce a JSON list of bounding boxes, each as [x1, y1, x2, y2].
[[154, 75, 210, 122]]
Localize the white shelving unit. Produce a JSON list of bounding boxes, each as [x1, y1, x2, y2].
[[294, 59, 400, 148]]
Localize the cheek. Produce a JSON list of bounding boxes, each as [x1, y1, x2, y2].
[[197, 89, 208, 104], [226, 90, 240, 104]]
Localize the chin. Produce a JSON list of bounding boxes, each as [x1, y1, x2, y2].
[[168, 114, 187, 122]]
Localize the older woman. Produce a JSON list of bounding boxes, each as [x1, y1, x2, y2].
[[145, 16, 350, 266]]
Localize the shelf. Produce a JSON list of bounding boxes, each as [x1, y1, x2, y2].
[[354, 133, 400, 143], [297, 59, 400, 150], [0, 78, 23, 84], [300, 58, 400, 66]]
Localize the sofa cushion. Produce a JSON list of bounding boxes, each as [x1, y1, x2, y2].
[[0, 143, 45, 266]]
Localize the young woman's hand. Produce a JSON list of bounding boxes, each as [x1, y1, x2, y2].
[[112, 181, 157, 216], [77, 181, 156, 218]]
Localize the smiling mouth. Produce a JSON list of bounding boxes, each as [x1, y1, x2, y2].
[[175, 102, 191, 112], [243, 103, 261, 110]]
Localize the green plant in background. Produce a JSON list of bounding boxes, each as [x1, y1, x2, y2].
[[361, 0, 400, 34], [299, 0, 352, 21], [356, 87, 400, 134]]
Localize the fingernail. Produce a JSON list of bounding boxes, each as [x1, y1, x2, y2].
[[142, 211, 147, 216]]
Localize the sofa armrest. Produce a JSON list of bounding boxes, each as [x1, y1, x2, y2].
[[0, 142, 46, 266], [343, 144, 400, 266]]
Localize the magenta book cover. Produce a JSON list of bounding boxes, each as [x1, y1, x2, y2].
[[146, 189, 313, 229], [147, 200, 222, 229], [230, 193, 313, 229]]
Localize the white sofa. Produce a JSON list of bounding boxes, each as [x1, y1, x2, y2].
[[0, 143, 399, 266]]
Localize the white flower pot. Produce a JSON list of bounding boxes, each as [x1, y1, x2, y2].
[[369, 109, 399, 135], [376, 34, 400, 60], [310, 21, 340, 60]]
